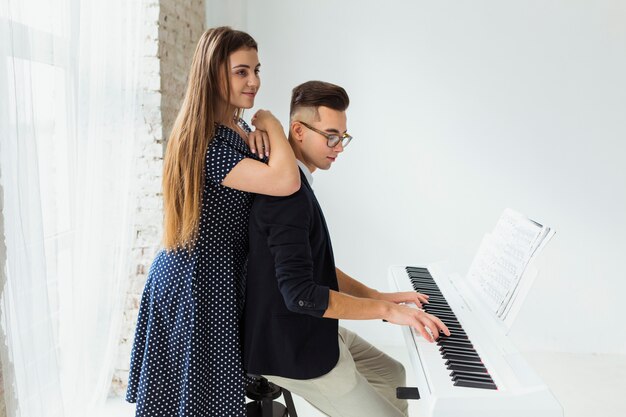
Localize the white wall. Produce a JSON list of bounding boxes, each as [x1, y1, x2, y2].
[[208, 0, 626, 355]]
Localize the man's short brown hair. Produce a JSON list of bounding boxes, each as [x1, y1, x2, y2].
[[290, 81, 350, 121]]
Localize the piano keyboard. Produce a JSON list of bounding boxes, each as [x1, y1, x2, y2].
[[389, 264, 563, 417], [407, 266, 497, 390]]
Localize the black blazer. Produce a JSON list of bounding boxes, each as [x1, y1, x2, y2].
[[243, 168, 339, 379]]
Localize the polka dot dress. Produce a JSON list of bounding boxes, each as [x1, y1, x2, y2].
[[126, 121, 262, 417]]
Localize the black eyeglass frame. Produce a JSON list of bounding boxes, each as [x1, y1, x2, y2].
[[297, 120, 353, 148]]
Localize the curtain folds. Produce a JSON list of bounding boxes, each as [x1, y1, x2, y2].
[[0, 0, 145, 416]]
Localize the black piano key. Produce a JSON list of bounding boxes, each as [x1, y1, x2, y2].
[[440, 346, 479, 356], [452, 377, 495, 384], [423, 300, 448, 307], [435, 319, 461, 327], [442, 353, 482, 363], [406, 266, 429, 270], [453, 379, 498, 390], [444, 352, 481, 361], [440, 323, 462, 330], [424, 302, 450, 309], [420, 294, 445, 299], [454, 368, 492, 377], [446, 358, 489, 368], [438, 317, 461, 324], [441, 326, 463, 337], [410, 283, 436, 288], [438, 335, 472, 343], [410, 281, 437, 286], [417, 293, 444, 300], [412, 283, 433, 288], [439, 341, 474, 349], [409, 279, 436, 284], [441, 335, 470, 344], [423, 303, 452, 310], [415, 290, 441, 295], [447, 363, 489, 373], [418, 293, 445, 299], [424, 305, 452, 311], [424, 308, 455, 316], [438, 321, 463, 330], [421, 300, 451, 306], [438, 317, 460, 324], [412, 283, 439, 289], [440, 344, 475, 352], [424, 300, 452, 306], [409, 276, 433, 281], [408, 273, 429, 277], [451, 372, 494, 384], [439, 340, 474, 349], [425, 311, 457, 319], [443, 352, 481, 362], [442, 350, 480, 359], [444, 332, 469, 340], [438, 333, 471, 343], [424, 300, 450, 306], [417, 291, 444, 297], [426, 302, 448, 307]]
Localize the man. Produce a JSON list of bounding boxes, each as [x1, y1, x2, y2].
[[243, 81, 449, 417]]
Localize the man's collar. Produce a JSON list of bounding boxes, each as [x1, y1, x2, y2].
[[296, 159, 314, 187]]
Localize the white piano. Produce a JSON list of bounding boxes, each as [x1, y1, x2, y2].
[[388, 209, 563, 417]]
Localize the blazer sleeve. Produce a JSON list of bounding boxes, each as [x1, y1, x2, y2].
[[255, 190, 330, 317]]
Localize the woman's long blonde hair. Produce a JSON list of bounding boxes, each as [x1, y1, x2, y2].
[[162, 27, 257, 251]]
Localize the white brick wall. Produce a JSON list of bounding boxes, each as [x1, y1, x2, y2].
[[159, 0, 206, 141], [110, 0, 205, 397]]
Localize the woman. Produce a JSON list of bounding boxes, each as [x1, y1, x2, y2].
[[126, 27, 300, 417]]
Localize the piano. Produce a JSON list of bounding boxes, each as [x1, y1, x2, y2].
[[389, 262, 563, 416]]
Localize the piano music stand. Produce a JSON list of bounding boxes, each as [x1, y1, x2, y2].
[[246, 374, 298, 417]]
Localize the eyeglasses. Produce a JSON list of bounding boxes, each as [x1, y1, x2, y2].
[[297, 121, 353, 148]]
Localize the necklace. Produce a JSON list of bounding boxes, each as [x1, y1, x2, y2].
[[232, 116, 248, 139], [234, 116, 246, 131]]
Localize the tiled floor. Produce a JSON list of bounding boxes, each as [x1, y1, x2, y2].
[[102, 348, 626, 417]]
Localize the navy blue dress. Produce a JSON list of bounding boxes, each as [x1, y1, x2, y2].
[[127, 122, 261, 416]]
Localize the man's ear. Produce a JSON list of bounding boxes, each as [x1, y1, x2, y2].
[[290, 121, 304, 142]]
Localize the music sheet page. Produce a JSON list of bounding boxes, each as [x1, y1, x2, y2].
[[467, 208, 554, 319]]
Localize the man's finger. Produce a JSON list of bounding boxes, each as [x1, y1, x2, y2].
[[424, 320, 440, 341], [412, 322, 433, 342], [432, 315, 450, 336]]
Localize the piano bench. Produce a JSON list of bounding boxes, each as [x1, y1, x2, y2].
[[246, 374, 299, 417]]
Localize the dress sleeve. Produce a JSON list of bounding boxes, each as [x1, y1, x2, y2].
[[206, 138, 246, 186], [255, 191, 330, 318]]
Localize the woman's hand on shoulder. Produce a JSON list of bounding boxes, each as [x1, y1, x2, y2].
[[245, 129, 270, 157], [251, 109, 281, 132]]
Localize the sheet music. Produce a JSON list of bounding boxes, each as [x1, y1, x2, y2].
[[467, 208, 554, 319]]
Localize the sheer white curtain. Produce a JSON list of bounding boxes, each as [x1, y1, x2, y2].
[[0, 0, 145, 416]]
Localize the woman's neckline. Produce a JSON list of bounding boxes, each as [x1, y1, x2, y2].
[[218, 119, 249, 140]]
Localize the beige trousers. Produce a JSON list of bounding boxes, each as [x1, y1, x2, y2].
[[264, 327, 409, 417]]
